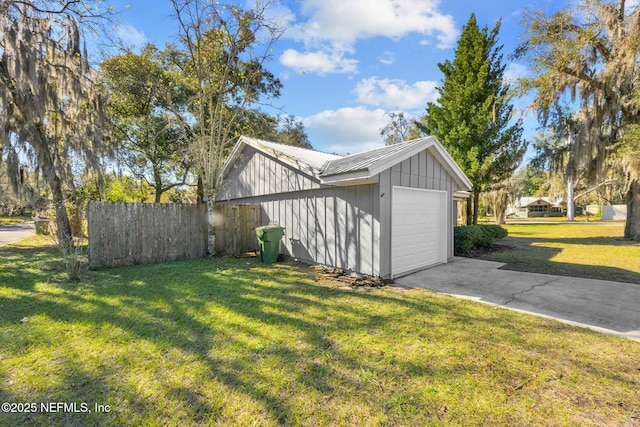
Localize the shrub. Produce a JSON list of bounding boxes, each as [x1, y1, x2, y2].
[[454, 224, 507, 255]]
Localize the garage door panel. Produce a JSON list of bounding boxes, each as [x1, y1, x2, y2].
[[391, 187, 447, 277]]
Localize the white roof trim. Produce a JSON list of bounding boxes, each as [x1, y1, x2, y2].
[[249, 139, 317, 178], [368, 137, 437, 177], [219, 137, 248, 179], [320, 172, 379, 186], [426, 142, 473, 191], [343, 136, 472, 191], [454, 191, 472, 200]]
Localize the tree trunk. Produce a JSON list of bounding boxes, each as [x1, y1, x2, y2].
[[465, 197, 473, 225], [154, 191, 162, 203], [494, 208, 506, 225], [624, 179, 640, 241], [494, 193, 507, 225], [197, 173, 205, 205], [567, 173, 575, 221], [472, 191, 480, 225], [40, 151, 73, 251], [153, 166, 163, 203]]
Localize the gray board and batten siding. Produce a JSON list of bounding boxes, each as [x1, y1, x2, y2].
[[214, 136, 472, 279], [215, 144, 380, 275]]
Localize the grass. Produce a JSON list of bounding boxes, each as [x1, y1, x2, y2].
[[1, 236, 639, 426], [480, 216, 592, 223], [479, 222, 640, 284]]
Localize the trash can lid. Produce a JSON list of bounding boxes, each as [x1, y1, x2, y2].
[[256, 225, 285, 239], [256, 225, 285, 233], [257, 224, 284, 230]]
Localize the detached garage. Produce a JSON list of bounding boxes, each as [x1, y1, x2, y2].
[[215, 136, 472, 279], [391, 187, 448, 276]]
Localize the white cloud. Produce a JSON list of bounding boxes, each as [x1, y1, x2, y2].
[[378, 51, 395, 65], [280, 48, 358, 74], [626, 0, 640, 12], [281, 0, 458, 75], [263, 2, 297, 28], [115, 24, 148, 50], [504, 62, 528, 85], [303, 107, 389, 154], [355, 77, 438, 110], [292, 0, 458, 48]]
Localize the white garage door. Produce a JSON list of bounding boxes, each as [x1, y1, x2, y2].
[[391, 186, 447, 277]]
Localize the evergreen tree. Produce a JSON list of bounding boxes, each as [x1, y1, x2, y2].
[[421, 14, 526, 224]]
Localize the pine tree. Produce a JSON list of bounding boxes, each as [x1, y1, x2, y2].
[[422, 14, 526, 224]]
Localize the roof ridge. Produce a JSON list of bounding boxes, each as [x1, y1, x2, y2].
[[332, 137, 427, 161], [243, 136, 343, 158], [240, 136, 342, 175], [320, 137, 435, 176]]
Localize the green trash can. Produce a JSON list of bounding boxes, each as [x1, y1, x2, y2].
[[255, 225, 285, 263]]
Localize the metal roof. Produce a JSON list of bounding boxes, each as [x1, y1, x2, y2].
[[220, 135, 472, 192], [319, 138, 428, 177], [515, 197, 563, 207], [245, 137, 342, 173]]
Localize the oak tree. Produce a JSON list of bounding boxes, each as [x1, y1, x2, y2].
[[0, 0, 111, 250], [516, 0, 640, 239], [101, 44, 194, 203]]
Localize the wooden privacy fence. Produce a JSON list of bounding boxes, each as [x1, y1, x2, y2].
[[88, 202, 208, 267], [211, 204, 260, 255]]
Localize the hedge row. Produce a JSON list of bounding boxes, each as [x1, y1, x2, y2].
[[454, 224, 508, 255]]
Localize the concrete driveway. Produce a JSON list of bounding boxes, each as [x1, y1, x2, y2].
[[0, 222, 35, 247], [395, 257, 640, 342]]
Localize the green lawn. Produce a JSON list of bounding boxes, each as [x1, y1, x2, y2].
[[1, 236, 639, 426], [480, 222, 640, 284]]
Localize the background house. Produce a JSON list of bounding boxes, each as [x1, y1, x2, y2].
[[214, 136, 472, 279], [506, 197, 565, 218]]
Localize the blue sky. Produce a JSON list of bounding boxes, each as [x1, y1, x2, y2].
[[109, 0, 565, 155]]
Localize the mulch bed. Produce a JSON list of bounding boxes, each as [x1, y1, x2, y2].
[[310, 265, 386, 287]]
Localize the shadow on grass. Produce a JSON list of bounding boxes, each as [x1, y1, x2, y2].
[[1, 246, 639, 425], [479, 234, 640, 284], [0, 254, 451, 425], [0, 242, 66, 298]]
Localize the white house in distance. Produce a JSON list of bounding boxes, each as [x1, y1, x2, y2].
[[506, 197, 565, 218], [215, 136, 472, 280]]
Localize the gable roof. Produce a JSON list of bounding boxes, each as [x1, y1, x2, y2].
[[319, 136, 472, 190], [320, 138, 426, 176], [220, 136, 341, 179], [514, 197, 563, 208], [220, 135, 472, 191]]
